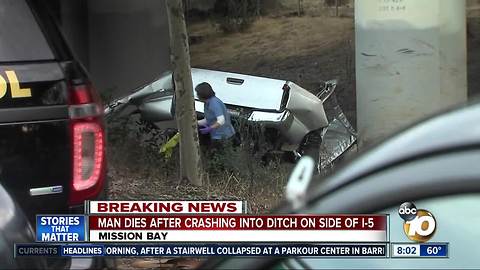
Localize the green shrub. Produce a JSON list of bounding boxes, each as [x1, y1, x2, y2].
[[214, 0, 259, 33]]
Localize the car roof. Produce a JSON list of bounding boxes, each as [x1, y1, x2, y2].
[[313, 100, 480, 197], [191, 68, 287, 111]]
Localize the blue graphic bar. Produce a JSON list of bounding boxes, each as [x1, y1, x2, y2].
[[391, 243, 448, 258], [419, 244, 448, 257], [15, 243, 387, 257], [36, 215, 86, 242]]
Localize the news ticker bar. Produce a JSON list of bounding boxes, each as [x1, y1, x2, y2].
[[391, 243, 449, 258], [15, 243, 448, 258], [15, 243, 387, 258], [16, 243, 449, 258]]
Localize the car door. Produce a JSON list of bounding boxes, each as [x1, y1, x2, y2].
[[293, 147, 480, 269], [201, 147, 480, 269]]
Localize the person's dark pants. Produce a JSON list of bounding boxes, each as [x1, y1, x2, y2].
[[198, 129, 240, 150], [199, 130, 239, 171], [198, 129, 211, 147], [209, 137, 234, 155]]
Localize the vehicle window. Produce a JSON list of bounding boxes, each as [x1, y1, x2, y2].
[[0, 0, 54, 62], [282, 194, 480, 269]]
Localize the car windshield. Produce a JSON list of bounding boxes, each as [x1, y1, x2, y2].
[[0, 0, 54, 62]]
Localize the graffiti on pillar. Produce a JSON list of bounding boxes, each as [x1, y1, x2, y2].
[[378, 0, 407, 13]]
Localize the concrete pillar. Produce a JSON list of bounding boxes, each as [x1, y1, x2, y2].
[[355, 0, 467, 148]]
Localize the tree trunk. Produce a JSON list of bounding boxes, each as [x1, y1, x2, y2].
[[166, 0, 203, 186], [183, 0, 190, 21]]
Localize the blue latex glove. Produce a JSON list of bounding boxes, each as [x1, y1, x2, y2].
[[199, 126, 213, 135]]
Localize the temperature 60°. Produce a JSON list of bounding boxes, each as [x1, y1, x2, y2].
[[426, 246, 442, 255]]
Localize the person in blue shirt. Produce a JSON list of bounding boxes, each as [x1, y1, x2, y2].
[[195, 82, 236, 146]]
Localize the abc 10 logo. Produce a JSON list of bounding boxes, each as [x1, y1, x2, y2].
[[398, 202, 436, 242]]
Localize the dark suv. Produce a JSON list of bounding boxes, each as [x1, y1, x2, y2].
[[0, 0, 107, 268]]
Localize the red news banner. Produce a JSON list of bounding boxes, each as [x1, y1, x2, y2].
[[87, 201, 388, 243]]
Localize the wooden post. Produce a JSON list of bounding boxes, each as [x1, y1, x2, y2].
[[335, 0, 339, 17], [166, 0, 203, 186], [298, 0, 303, 16], [256, 0, 261, 16]]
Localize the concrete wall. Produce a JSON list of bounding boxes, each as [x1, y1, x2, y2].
[[87, 0, 171, 98], [60, 0, 90, 68], [58, 0, 171, 99]]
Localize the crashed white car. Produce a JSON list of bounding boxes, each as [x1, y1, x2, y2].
[[106, 68, 356, 169]]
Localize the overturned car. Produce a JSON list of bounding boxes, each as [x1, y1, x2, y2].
[[105, 68, 356, 170]]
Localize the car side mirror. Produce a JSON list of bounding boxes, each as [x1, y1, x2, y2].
[[286, 156, 315, 210]]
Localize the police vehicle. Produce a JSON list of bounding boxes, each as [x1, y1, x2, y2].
[[0, 1, 108, 268]]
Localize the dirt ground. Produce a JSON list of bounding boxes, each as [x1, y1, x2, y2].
[[109, 14, 480, 270], [189, 16, 357, 125]]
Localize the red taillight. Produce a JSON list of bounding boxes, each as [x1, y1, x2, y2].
[[72, 122, 104, 190], [70, 85, 93, 104], [68, 83, 106, 205]]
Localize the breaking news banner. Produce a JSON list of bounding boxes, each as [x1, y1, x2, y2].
[[36, 215, 86, 242], [87, 200, 245, 214], [88, 215, 388, 242], [14, 243, 387, 258]]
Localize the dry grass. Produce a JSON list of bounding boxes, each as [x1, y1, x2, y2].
[[106, 115, 293, 214], [107, 145, 292, 213], [189, 16, 353, 74], [189, 16, 357, 128]]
